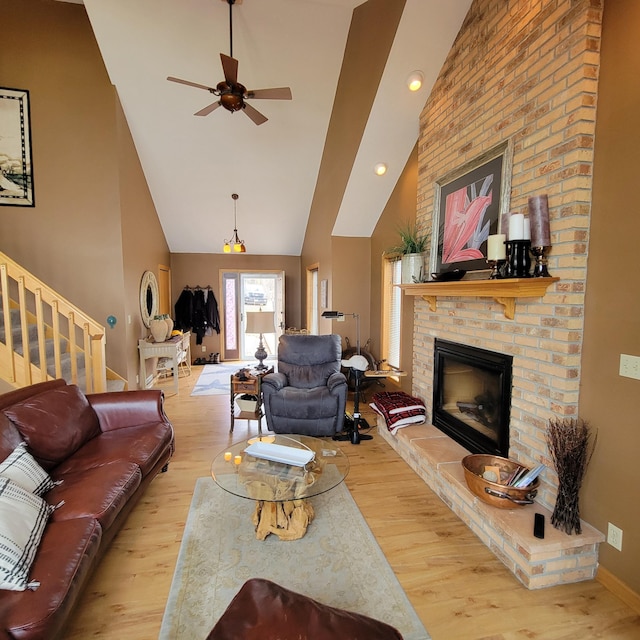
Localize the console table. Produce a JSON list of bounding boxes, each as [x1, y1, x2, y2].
[[138, 331, 191, 395]]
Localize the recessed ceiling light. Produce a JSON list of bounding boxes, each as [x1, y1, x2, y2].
[[374, 163, 388, 176], [407, 71, 424, 92]]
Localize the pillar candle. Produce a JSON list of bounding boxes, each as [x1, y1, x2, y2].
[[508, 213, 525, 240], [487, 234, 506, 260], [523, 217, 531, 240], [528, 195, 551, 246]]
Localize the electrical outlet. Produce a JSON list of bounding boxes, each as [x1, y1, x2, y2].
[[202, 345, 207, 352], [607, 522, 623, 551], [619, 354, 640, 380]]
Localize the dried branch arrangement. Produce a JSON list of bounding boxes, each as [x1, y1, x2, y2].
[[546, 418, 597, 535]]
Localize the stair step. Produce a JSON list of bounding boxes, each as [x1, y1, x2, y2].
[[1, 293, 113, 394]]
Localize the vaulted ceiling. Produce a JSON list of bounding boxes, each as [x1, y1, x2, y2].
[[68, 0, 471, 255]]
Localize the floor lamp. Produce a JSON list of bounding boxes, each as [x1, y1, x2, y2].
[[322, 311, 372, 444]]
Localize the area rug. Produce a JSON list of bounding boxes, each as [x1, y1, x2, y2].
[[190, 362, 254, 396], [159, 477, 430, 639]]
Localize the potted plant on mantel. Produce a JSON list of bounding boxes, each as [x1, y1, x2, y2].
[[388, 222, 431, 284]]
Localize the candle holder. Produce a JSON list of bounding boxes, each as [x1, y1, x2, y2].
[[531, 245, 551, 277], [504, 241, 513, 277], [486, 259, 505, 279], [506, 240, 531, 278]]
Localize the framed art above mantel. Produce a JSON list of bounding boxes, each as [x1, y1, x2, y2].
[[430, 141, 512, 277], [0, 87, 35, 207]]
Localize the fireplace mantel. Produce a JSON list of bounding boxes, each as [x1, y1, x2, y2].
[[399, 277, 559, 319]]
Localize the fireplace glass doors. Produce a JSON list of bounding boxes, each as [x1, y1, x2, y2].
[[432, 339, 512, 457]]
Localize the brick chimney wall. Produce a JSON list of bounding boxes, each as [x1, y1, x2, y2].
[[414, 0, 603, 511]]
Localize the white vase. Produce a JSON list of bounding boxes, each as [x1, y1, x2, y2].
[[150, 317, 168, 342], [401, 253, 425, 284], [164, 315, 174, 337]]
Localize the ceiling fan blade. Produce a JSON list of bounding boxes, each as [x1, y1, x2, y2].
[[194, 102, 222, 117], [247, 87, 292, 101], [242, 102, 268, 126], [167, 76, 214, 92], [220, 53, 238, 86]]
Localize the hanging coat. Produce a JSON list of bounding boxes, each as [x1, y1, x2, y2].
[[192, 288, 207, 344], [205, 289, 220, 335], [174, 289, 193, 332]]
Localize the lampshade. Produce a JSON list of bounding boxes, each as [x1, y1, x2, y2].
[[245, 311, 275, 335]]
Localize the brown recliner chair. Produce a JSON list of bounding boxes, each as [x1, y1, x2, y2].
[[261, 334, 347, 436]]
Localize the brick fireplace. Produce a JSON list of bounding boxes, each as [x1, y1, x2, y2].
[[387, 0, 607, 587], [413, 0, 602, 516]]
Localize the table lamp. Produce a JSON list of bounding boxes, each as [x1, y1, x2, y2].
[[245, 311, 275, 370]]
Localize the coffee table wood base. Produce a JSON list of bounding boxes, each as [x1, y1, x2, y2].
[[252, 499, 315, 541]]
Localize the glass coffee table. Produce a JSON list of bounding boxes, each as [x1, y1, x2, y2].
[[211, 434, 349, 541]]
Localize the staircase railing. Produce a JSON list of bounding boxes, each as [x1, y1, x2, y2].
[[0, 251, 108, 393]]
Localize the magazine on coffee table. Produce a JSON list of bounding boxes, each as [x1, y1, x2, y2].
[[244, 442, 315, 467]]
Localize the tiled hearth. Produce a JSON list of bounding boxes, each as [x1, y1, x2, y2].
[[378, 420, 604, 589]]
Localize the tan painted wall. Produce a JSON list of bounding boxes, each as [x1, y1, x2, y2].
[[170, 253, 301, 360], [0, 0, 169, 384], [370, 145, 419, 392], [118, 97, 172, 386], [301, 0, 405, 338], [330, 237, 371, 350], [580, 0, 640, 594]]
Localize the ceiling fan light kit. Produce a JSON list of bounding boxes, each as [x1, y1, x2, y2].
[[223, 193, 246, 253], [167, 0, 292, 126]]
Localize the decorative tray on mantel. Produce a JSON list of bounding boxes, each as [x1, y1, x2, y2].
[[244, 442, 315, 467]]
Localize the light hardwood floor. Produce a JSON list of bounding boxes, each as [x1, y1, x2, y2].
[[64, 367, 639, 639]]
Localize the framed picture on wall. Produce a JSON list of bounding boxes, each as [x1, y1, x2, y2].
[[430, 141, 512, 276], [0, 87, 35, 207]]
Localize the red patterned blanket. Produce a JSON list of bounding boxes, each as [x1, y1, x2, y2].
[[370, 391, 426, 434]]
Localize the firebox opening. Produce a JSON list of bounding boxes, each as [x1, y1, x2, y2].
[[433, 339, 512, 457]]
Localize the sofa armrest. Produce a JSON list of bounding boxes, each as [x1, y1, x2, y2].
[[261, 372, 287, 393], [327, 371, 347, 393], [87, 390, 169, 432]]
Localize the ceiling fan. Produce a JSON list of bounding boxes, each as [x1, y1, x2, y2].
[[167, 0, 292, 126]]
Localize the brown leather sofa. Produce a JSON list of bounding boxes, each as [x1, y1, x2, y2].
[[0, 379, 174, 640]]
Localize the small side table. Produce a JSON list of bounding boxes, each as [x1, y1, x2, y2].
[[230, 366, 274, 433]]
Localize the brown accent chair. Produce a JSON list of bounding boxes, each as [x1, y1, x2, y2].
[[207, 578, 404, 639]]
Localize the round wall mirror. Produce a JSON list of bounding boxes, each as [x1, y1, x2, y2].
[[139, 270, 159, 328]]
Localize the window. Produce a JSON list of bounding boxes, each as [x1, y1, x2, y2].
[[306, 265, 319, 335], [382, 256, 402, 368]]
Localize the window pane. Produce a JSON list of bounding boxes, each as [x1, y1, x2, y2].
[[310, 270, 318, 335], [388, 259, 401, 368], [224, 276, 237, 351]]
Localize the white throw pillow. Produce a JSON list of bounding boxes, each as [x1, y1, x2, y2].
[[0, 442, 56, 496], [0, 477, 53, 591]]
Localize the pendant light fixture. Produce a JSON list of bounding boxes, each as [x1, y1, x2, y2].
[[223, 193, 246, 253]]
